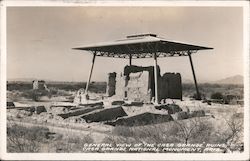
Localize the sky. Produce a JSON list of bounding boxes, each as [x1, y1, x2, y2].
[[7, 6, 243, 82]]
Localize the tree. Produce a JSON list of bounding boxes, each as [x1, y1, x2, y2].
[[174, 117, 212, 144], [222, 114, 243, 152]]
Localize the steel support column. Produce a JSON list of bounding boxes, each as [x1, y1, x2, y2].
[[153, 53, 159, 104], [85, 52, 96, 95], [129, 54, 132, 66], [188, 52, 201, 100]]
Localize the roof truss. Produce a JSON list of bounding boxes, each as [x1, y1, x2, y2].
[[73, 34, 213, 59]]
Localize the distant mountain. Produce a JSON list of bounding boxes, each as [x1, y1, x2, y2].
[[7, 78, 55, 82], [7, 78, 36, 82], [214, 75, 243, 85]]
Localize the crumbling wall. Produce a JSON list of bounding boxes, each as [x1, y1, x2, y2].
[[124, 65, 160, 98], [126, 71, 151, 102], [110, 65, 182, 102], [123, 65, 160, 103], [115, 73, 127, 99], [106, 72, 116, 97], [161, 73, 182, 100], [32, 80, 48, 90]]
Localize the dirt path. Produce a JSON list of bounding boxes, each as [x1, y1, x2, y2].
[[8, 120, 110, 143]]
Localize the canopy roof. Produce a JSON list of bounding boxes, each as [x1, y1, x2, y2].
[[73, 34, 213, 59]]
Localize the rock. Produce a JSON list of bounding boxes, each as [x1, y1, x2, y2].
[[80, 101, 103, 107], [165, 99, 175, 104], [51, 102, 77, 107], [123, 101, 143, 107], [189, 110, 205, 117], [155, 104, 182, 114], [50, 106, 69, 114], [35, 106, 47, 114], [52, 115, 64, 121], [58, 105, 104, 119], [182, 106, 190, 113], [81, 106, 127, 123], [111, 100, 125, 106], [16, 110, 32, 118], [13, 102, 32, 108], [160, 99, 166, 104], [22, 106, 46, 114], [7, 102, 15, 109], [171, 111, 189, 120], [202, 100, 212, 105], [65, 117, 86, 123], [27, 106, 36, 113], [107, 112, 173, 126]]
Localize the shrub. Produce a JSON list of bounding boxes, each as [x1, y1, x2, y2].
[[211, 92, 223, 99], [112, 126, 134, 137], [7, 124, 49, 152], [56, 135, 95, 153], [106, 118, 214, 147], [191, 93, 206, 100], [173, 118, 213, 144], [109, 123, 180, 144]]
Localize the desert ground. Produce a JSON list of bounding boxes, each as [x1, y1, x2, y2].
[[6, 82, 244, 153]]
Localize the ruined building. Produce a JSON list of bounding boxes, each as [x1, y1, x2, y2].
[[73, 34, 213, 104], [107, 65, 182, 103], [32, 80, 48, 90]]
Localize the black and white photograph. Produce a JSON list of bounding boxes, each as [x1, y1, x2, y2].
[[0, 0, 249, 160]]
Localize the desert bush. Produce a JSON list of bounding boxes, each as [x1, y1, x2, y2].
[[183, 83, 243, 100], [81, 134, 94, 144], [109, 117, 213, 146], [112, 126, 134, 137], [47, 82, 106, 93], [7, 82, 32, 91], [7, 124, 49, 152], [208, 114, 244, 152], [211, 92, 223, 100], [173, 118, 213, 144], [102, 121, 209, 153], [223, 94, 242, 105], [191, 93, 206, 100], [222, 115, 243, 151], [102, 135, 119, 146], [56, 135, 95, 153], [49, 88, 58, 95], [109, 123, 180, 145]]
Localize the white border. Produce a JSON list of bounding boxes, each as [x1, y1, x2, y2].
[[0, 1, 7, 160], [0, 1, 249, 160]]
